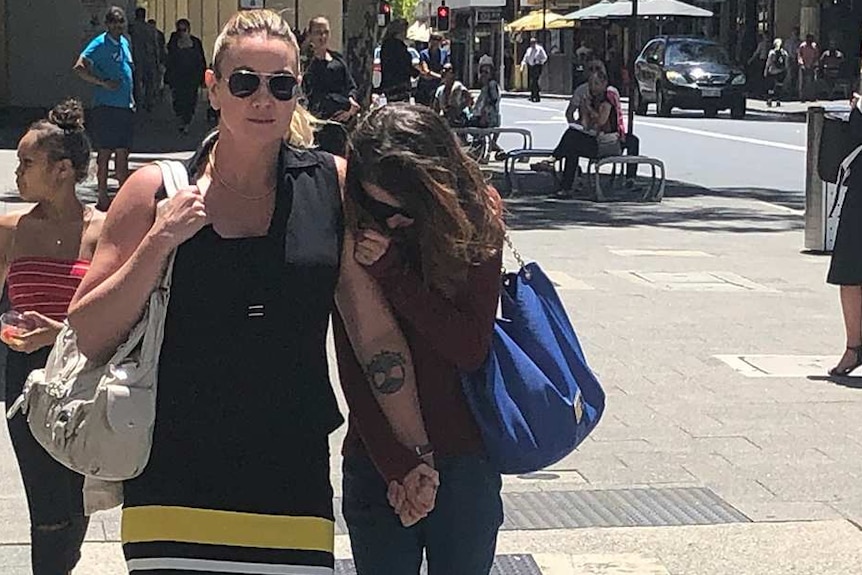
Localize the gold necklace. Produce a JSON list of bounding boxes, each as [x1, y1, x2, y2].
[[207, 143, 276, 201]]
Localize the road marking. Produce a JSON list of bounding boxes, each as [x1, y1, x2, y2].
[[514, 119, 567, 125], [636, 121, 806, 152], [534, 553, 671, 575], [609, 270, 778, 293], [546, 271, 595, 290], [609, 248, 713, 257], [503, 101, 561, 113], [714, 354, 839, 378]]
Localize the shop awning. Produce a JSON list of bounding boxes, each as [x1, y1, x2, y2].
[[504, 10, 575, 33], [407, 20, 432, 42], [564, 0, 713, 20]]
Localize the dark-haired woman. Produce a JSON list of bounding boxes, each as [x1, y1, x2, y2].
[[165, 18, 206, 134], [828, 93, 862, 377], [3, 99, 105, 575], [336, 103, 506, 575]]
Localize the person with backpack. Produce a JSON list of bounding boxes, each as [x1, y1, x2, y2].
[[764, 38, 789, 108]]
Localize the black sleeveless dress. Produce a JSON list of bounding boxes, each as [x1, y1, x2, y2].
[[828, 106, 862, 285], [122, 135, 344, 574]]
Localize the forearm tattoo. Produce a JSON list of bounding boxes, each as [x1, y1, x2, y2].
[[364, 351, 407, 395]]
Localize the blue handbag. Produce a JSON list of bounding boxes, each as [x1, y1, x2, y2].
[[461, 247, 605, 475]]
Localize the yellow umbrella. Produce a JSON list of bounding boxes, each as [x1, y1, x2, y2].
[[504, 10, 575, 33]]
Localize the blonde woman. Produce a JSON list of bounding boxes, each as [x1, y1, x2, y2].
[[68, 10, 431, 574]]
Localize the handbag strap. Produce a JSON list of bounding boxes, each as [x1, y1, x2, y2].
[[830, 143, 862, 217], [504, 233, 532, 280], [153, 160, 188, 292]]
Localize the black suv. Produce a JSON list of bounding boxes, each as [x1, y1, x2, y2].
[[633, 36, 747, 119]]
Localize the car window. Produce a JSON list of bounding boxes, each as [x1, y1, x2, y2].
[[666, 41, 730, 65], [641, 40, 659, 61], [654, 41, 666, 62]]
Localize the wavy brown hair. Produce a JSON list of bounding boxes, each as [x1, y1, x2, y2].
[[347, 104, 504, 297]]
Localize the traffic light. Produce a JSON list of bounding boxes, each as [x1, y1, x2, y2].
[[378, 1, 391, 28], [437, 1, 450, 32]]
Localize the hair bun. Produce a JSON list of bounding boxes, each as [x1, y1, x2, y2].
[[48, 98, 86, 131]]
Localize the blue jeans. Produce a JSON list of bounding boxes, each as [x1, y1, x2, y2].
[[342, 454, 503, 575]]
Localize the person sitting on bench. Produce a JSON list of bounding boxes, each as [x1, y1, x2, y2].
[[535, 62, 640, 188], [569, 61, 640, 172], [533, 70, 620, 197]]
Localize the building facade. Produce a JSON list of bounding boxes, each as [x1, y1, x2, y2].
[[0, 0, 342, 108]]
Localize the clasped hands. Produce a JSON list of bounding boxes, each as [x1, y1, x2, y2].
[[387, 461, 440, 527]]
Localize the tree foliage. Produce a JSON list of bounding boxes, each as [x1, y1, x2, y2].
[[392, 0, 419, 20]]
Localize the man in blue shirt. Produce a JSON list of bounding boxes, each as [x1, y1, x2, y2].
[[74, 5, 135, 211], [416, 33, 449, 107]]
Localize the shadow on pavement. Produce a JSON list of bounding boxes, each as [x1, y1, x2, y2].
[[502, 177, 804, 234], [809, 374, 862, 390], [639, 110, 805, 124], [0, 95, 214, 153]]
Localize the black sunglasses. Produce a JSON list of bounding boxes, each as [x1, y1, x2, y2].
[[227, 70, 298, 101], [355, 192, 411, 228]]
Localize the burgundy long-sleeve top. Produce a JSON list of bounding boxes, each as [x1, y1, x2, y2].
[[334, 241, 502, 483]]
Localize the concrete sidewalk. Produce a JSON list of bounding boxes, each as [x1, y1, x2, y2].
[[2, 99, 862, 575], [2, 180, 862, 574]]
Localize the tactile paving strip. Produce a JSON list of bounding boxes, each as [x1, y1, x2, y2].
[[335, 554, 541, 575], [333, 487, 748, 534], [500, 487, 750, 530]]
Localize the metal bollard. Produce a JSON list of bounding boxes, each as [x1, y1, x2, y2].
[[804, 106, 826, 251]]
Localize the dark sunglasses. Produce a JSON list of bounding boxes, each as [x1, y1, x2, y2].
[[355, 192, 411, 228], [227, 70, 298, 101], [178, 27, 189, 33], [108, 18, 125, 24]]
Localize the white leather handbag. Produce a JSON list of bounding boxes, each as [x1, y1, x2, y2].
[[7, 160, 186, 482]]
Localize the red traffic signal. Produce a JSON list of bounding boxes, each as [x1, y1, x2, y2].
[[437, 2, 450, 32], [378, 1, 391, 27]]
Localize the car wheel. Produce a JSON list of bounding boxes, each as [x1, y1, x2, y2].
[[730, 97, 746, 120], [704, 105, 719, 118], [656, 86, 672, 117], [634, 86, 648, 116]]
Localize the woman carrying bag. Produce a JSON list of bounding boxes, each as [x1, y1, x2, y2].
[[67, 10, 430, 574], [335, 103, 506, 575], [828, 93, 862, 377]]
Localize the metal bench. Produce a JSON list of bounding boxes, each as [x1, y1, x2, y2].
[[453, 127, 533, 162], [586, 155, 666, 202], [502, 148, 561, 195]]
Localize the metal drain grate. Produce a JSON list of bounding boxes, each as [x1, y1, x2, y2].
[[335, 554, 541, 575], [501, 487, 750, 529], [333, 487, 748, 534]]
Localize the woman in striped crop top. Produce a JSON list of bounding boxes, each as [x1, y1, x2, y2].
[[2, 99, 105, 575]]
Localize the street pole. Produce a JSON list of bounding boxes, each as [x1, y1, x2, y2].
[[294, 0, 299, 30], [500, 17, 506, 89], [542, 0, 548, 47], [627, 0, 639, 137]]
